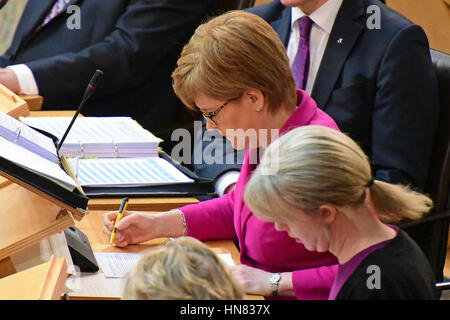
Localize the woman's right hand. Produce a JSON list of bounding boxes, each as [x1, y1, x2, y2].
[[103, 211, 159, 247], [103, 209, 187, 247]]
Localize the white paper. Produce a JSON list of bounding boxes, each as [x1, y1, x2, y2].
[[94, 252, 142, 278], [94, 252, 235, 280], [68, 157, 193, 187], [0, 111, 57, 162], [218, 253, 236, 266], [66, 272, 124, 299], [0, 135, 77, 190], [21, 116, 161, 158]]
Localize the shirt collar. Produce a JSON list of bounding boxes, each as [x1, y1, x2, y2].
[[291, 0, 343, 34]]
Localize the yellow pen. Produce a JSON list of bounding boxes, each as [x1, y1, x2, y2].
[[110, 197, 129, 245]]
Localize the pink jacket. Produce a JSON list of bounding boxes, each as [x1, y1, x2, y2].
[[180, 90, 340, 299]]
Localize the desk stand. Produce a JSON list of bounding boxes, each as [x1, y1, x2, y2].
[[0, 255, 67, 300], [0, 179, 76, 279], [0, 83, 30, 118]]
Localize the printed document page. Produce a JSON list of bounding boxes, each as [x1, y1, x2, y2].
[[68, 157, 193, 187], [0, 135, 77, 190]]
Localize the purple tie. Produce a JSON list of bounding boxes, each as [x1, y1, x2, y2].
[[38, 0, 72, 30], [292, 16, 314, 90]]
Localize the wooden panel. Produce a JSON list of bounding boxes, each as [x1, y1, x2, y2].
[[0, 256, 67, 300], [255, 0, 272, 5], [20, 95, 43, 111], [0, 257, 16, 279], [87, 197, 198, 212], [37, 256, 68, 300], [73, 210, 263, 300], [386, 0, 450, 54], [0, 183, 74, 260], [29, 110, 80, 117], [0, 83, 29, 118]]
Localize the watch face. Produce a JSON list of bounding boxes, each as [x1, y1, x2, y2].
[[270, 273, 281, 282]]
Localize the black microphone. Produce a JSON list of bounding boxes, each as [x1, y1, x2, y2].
[[0, 0, 9, 10], [56, 69, 104, 154]]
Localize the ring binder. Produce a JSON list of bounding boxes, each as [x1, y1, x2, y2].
[[78, 141, 84, 158], [12, 127, 21, 144], [113, 139, 119, 158]]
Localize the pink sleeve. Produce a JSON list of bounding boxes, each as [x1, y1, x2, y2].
[[292, 264, 338, 300], [178, 189, 237, 241]]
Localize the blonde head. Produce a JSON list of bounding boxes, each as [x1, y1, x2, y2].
[[122, 236, 244, 300], [172, 10, 297, 112], [244, 126, 433, 225]]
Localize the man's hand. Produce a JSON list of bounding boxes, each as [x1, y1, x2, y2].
[[0, 68, 20, 93]]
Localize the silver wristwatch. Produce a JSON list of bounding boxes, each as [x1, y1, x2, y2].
[[269, 272, 281, 296]]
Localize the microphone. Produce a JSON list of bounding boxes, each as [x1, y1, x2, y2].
[[56, 69, 103, 154], [82, 69, 103, 101], [0, 0, 9, 10]]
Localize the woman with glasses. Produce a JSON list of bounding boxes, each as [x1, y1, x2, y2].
[[103, 11, 339, 299], [244, 126, 437, 299]]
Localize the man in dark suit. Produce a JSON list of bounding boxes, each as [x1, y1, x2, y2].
[[195, 0, 439, 194], [0, 0, 218, 140]]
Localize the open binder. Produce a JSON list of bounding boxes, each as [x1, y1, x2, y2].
[[82, 151, 216, 198], [21, 116, 217, 198], [0, 112, 89, 274]]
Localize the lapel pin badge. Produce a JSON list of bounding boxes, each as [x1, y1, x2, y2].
[[337, 38, 344, 44]]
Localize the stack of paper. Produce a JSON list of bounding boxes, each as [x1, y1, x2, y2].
[[67, 157, 193, 187], [21, 117, 161, 158]]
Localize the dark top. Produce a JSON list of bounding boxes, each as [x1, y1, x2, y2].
[[335, 229, 438, 300]]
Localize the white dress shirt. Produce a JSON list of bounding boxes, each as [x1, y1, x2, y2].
[[286, 0, 343, 94], [7, 64, 39, 95]]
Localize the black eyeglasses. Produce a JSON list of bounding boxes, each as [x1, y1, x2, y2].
[[198, 96, 241, 125]]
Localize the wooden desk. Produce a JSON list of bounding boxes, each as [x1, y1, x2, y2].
[[73, 210, 263, 300], [87, 197, 198, 212], [75, 210, 241, 259], [29, 110, 77, 117], [25, 110, 262, 299]]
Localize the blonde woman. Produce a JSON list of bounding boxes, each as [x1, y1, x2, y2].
[[244, 126, 438, 300], [122, 237, 244, 300], [104, 11, 340, 299]]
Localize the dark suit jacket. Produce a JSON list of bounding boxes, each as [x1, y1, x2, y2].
[[0, 0, 218, 139], [196, 0, 440, 189]]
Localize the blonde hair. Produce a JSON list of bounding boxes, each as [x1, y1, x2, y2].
[[122, 236, 244, 300], [172, 10, 297, 112], [244, 126, 433, 225]]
